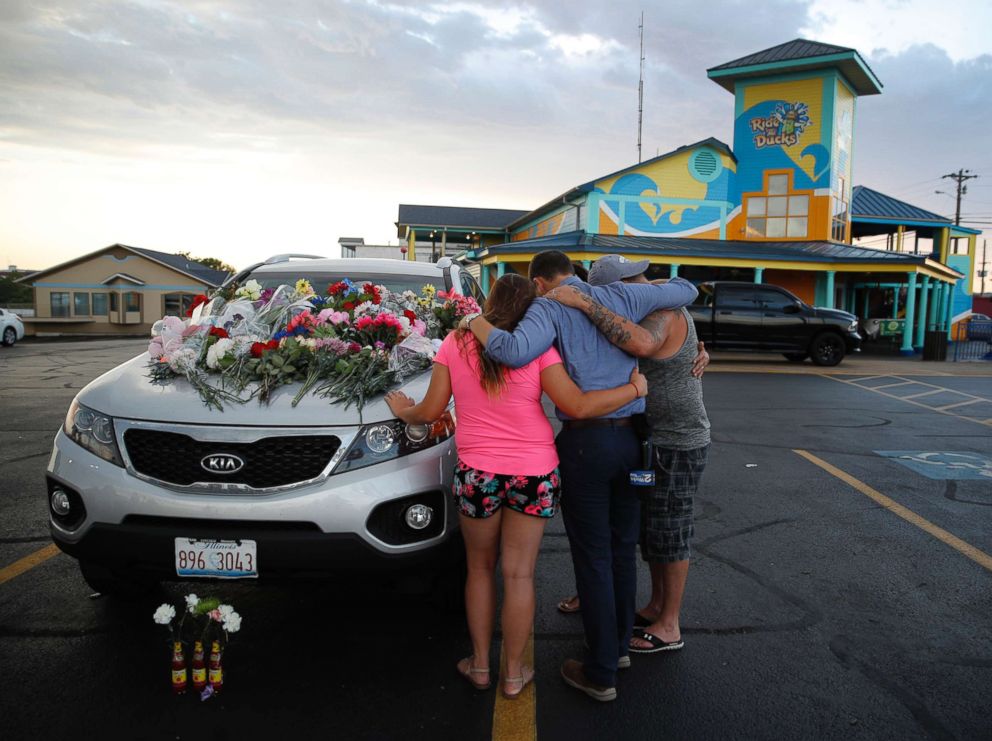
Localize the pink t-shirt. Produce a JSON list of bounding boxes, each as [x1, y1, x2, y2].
[[434, 332, 561, 476]]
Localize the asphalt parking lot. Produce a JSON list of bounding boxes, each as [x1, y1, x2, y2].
[[1, 339, 991, 741]]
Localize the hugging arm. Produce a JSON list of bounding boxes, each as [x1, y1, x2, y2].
[[465, 300, 557, 368], [540, 364, 646, 419], [546, 286, 670, 357]]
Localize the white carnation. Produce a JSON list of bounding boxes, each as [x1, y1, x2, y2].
[[206, 338, 235, 369], [185, 594, 199, 613], [222, 611, 242, 633], [218, 603, 234, 618], [153, 603, 176, 625], [168, 347, 199, 374]]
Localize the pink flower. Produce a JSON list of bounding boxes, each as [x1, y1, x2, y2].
[[209, 609, 222, 621], [287, 311, 314, 332], [316, 309, 350, 326]]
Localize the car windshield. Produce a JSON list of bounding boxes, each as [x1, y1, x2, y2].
[[250, 271, 445, 295]]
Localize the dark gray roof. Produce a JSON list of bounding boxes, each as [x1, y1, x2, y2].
[[709, 39, 855, 71], [707, 38, 882, 96], [851, 186, 949, 224], [482, 231, 959, 273], [396, 204, 529, 235], [131, 247, 229, 286]]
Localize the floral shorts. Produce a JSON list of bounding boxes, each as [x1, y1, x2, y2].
[[452, 460, 561, 519]]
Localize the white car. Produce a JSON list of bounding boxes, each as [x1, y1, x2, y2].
[[46, 256, 485, 604], [1, 308, 25, 346]]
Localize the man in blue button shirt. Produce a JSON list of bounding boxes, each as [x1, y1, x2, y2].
[[463, 250, 698, 701]]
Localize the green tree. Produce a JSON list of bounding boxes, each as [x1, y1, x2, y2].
[[177, 252, 236, 274], [0, 272, 34, 305]]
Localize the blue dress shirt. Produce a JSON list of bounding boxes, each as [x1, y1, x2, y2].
[[485, 276, 699, 419]]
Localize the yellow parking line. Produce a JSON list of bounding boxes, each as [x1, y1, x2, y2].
[[0, 544, 60, 586], [492, 631, 537, 741], [820, 375, 992, 428], [794, 450, 992, 573]]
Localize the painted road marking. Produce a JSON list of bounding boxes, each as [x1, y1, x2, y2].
[[492, 631, 536, 741], [900, 388, 946, 400], [0, 544, 60, 586], [821, 375, 992, 428], [936, 398, 985, 411], [876, 451, 992, 480], [794, 450, 992, 573], [871, 380, 916, 390]]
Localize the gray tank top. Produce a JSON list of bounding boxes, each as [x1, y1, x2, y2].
[[642, 308, 711, 450]]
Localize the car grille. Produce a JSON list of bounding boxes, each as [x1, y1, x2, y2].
[[123, 429, 341, 490]]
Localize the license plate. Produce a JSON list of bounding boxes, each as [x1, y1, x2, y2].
[[174, 538, 258, 579]]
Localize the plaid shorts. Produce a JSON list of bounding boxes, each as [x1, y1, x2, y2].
[[639, 444, 709, 563]]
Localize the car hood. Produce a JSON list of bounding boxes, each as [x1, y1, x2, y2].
[[76, 353, 432, 427], [813, 307, 857, 323]]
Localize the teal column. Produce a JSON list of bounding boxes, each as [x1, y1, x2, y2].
[[480, 265, 490, 293], [497, 262, 505, 278], [892, 287, 899, 318], [825, 271, 835, 308], [669, 264, 679, 278], [914, 276, 930, 349], [754, 267, 764, 283], [899, 273, 917, 355], [862, 289, 869, 318], [926, 280, 939, 330], [944, 280, 956, 339], [934, 283, 946, 330], [581, 260, 591, 271]]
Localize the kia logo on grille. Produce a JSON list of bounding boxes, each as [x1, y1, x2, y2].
[[201, 454, 244, 474]]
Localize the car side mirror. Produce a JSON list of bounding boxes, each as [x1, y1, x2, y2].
[[783, 303, 801, 314]]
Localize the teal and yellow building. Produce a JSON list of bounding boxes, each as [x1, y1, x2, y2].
[[396, 39, 981, 355]]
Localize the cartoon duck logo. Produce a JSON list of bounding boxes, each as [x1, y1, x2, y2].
[[749, 102, 811, 149]]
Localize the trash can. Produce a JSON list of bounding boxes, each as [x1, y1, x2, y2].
[[922, 329, 947, 361]]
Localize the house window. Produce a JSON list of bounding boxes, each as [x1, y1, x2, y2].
[[745, 172, 810, 239], [92, 293, 108, 316], [51, 292, 70, 318], [163, 293, 196, 317], [832, 175, 849, 242], [125, 292, 140, 312], [73, 292, 90, 316], [110, 293, 119, 311]]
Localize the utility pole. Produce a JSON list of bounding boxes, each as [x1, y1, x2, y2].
[[940, 168, 979, 225], [981, 239, 988, 295], [637, 12, 644, 163]]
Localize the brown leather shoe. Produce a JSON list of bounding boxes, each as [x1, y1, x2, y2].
[[560, 658, 617, 702]]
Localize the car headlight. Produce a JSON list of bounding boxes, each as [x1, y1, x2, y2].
[[332, 410, 455, 475], [63, 399, 124, 467]]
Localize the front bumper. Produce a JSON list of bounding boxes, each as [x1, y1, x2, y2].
[[47, 426, 458, 578]]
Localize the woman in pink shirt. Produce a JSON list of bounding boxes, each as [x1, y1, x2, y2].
[[386, 274, 646, 699]]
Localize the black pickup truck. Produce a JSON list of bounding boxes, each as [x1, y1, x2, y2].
[[688, 281, 861, 366]]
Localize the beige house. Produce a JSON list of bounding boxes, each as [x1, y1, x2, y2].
[[18, 244, 228, 337]]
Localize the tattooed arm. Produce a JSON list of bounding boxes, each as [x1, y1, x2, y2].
[[545, 285, 671, 357]]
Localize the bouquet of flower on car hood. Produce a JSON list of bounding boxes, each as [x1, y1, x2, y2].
[[147, 278, 480, 412]]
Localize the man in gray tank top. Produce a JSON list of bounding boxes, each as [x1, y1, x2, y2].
[[547, 254, 710, 655]]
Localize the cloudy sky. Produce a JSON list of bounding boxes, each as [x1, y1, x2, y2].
[[1, 0, 990, 274]]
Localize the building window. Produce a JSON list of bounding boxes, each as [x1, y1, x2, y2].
[[92, 293, 108, 316], [125, 292, 141, 312], [745, 172, 810, 239], [163, 293, 195, 317], [73, 292, 90, 316], [831, 175, 849, 242], [110, 293, 119, 311], [51, 292, 70, 318]]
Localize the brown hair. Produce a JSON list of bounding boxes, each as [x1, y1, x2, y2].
[[457, 273, 535, 397]]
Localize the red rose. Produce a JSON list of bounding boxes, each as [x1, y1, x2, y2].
[[209, 326, 229, 339], [250, 342, 266, 358], [403, 310, 417, 322], [186, 294, 209, 317], [342, 301, 355, 311]]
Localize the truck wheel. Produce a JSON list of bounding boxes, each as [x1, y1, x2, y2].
[[809, 333, 846, 367], [783, 353, 807, 362], [79, 559, 158, 600]]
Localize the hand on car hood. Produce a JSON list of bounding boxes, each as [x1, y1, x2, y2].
[[76, 353, 434, 426]]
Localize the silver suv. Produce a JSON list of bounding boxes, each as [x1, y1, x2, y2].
[[46, 257, 485, 601]]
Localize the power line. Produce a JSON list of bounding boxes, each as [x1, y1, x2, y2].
[[939, 168, 980, 225]]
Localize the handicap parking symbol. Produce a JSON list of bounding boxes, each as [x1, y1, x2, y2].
[[875, 451, 992, 480]]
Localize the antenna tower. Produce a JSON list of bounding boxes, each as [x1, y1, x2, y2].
[[637, 12, 645, 163]]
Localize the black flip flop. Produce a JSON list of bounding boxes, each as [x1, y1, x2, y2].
[[629, 628, 684, 654]]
